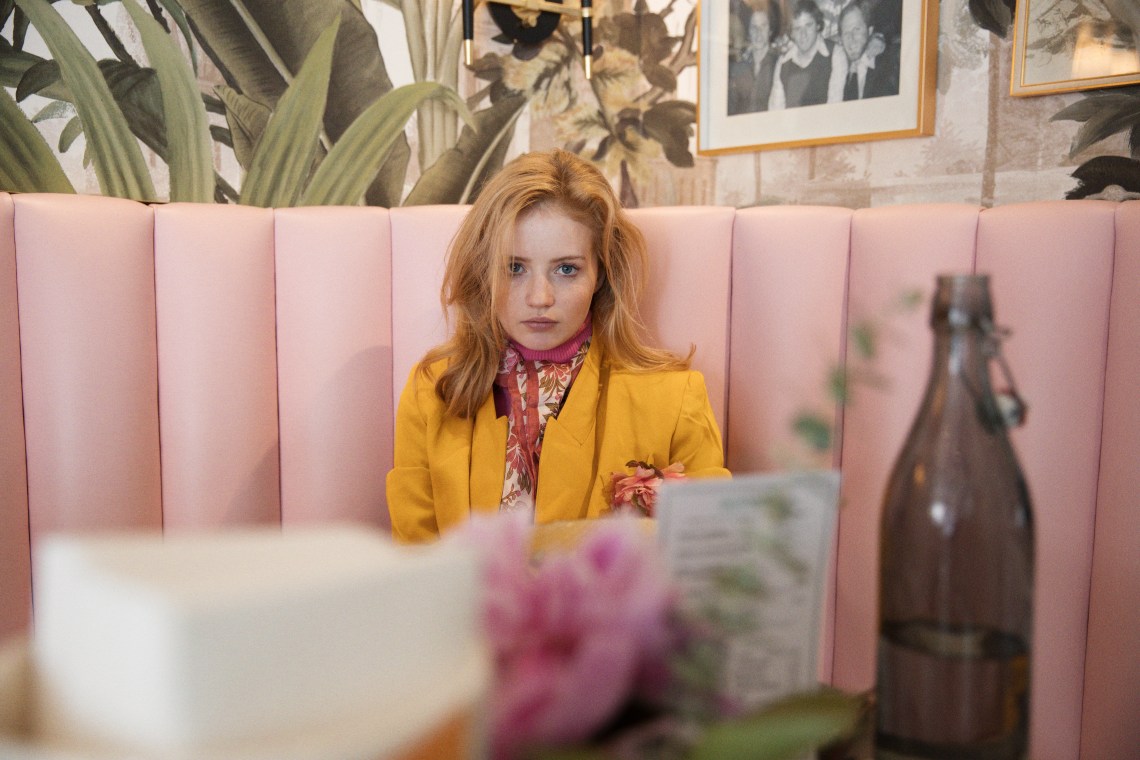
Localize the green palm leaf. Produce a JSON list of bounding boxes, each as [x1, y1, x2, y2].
[[1052, 91, 1140, 158], [0, 85, 74, 192], [301, 81, 471, 206], [59, 115, 83, 152], [404, 91, 528, 205], [216, 85, 272, 170], [155, 0, 199, 70], [14, 0, 156, 200], [240, 15, 340, 208], [178, 0, 409, 206], [123, 0, 213, 202]]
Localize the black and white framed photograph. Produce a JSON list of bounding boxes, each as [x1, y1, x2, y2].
[[1011, 0, 1140, 96], [697, 0, 938, 154]]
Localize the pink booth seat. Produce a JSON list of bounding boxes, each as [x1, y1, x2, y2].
[[1, 191, 1136, 759], [274, 206, 394, 529], [977, 201, 1116, 760], [389, 205, 469, 413], [630, 206, 733, 432], [728, 205, 853, 683], [153, 203, 280, 528], [154, 203, 398, 531], [1079, 202, 1140, 760], [14, 194, 163, 540], [826, 201, 1122, 760]]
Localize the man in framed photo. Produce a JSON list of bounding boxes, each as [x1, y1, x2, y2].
[[729, 2, 782, 114], [831, 0, 900, 101]]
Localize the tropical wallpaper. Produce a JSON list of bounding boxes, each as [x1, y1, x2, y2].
[[1, 0, 1138, 209]]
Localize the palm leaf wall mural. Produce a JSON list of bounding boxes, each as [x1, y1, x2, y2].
[[122, 0, 213, 202], [14, 0, 157, 200], [0, 83, 75, 192], [1, 0, 704, 208], [0, 0, 515, 206]]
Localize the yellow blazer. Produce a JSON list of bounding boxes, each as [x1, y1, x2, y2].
[[386, 340, 729, 542]]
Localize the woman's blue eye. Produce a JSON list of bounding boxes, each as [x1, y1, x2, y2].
[[507, 261, 524, 275], [556, 263, 579, 275]]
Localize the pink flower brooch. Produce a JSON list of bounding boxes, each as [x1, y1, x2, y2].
[[607, 460, 686, 518]]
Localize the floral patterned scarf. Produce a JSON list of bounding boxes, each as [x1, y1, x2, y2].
[[494, 319, 592, 516]]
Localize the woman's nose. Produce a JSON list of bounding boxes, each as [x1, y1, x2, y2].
[[526, 275, 554, 307]]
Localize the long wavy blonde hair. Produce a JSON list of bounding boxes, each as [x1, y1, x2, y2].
[[420, 148, 690, 419]]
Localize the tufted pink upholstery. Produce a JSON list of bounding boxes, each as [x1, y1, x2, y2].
[[1079, 202, 1140, 760], [274, 206, 393, 528], [15, 195, 163, 540], [632, 206, 733, 431], [154, 203, 280, 528], [389, 205, 468, 413], [0, 193, 1135, 759]]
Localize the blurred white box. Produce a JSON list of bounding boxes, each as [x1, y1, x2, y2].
[[1, 526, 487, 759]]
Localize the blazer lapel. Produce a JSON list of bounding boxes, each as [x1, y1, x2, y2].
[[469, 393, 507, 515], [535, 341, 603, 522]]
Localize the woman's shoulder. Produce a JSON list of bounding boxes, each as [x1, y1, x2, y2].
[[606, 364, 708, 393], [402, 356, 449, 400], [418, 355, 451, 376]]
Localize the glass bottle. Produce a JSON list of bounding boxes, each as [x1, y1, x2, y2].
[[875, 274, 1034, 760]]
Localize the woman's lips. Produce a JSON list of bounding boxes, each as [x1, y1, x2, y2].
[[523, 318, 556, 330]]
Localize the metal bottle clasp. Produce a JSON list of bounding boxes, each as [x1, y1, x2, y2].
[[981, 318, 1029, 428]]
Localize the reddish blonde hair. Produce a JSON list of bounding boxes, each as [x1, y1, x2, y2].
[[420, 149, 689, 418]]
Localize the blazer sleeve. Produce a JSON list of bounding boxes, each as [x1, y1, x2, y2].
[[386, 368, 441, 542], [671, 371, 731, 479]]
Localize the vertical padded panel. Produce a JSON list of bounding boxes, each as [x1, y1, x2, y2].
[[275, 207, 393, 530], [978, 201, 1115, 760], [1081, 201, 1140, 760], [154, 204, 280, 528], [631, 207, 733, 433], [0, 193, 31, 639], [834, 204, 980, 694], [389, 205, 468, 412], [15, 193, 163, 547], [728, 206, 851, 473], [728, 205, 851, 683]]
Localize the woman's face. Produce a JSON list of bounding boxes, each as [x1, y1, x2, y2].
[[790, 11, 819, 54], [496, 204, 599, 351]]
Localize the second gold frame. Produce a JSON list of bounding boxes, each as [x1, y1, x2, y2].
[[1011, 0, 1140, 97]]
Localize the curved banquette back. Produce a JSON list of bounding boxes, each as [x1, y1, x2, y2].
[[0, 192, 1135, 759]]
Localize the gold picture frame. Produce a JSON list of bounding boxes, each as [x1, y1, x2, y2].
[[696, 0, 938, 155], [1011, 0, 1140, 96]]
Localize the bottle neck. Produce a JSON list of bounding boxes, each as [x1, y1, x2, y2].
[[927, 322, 1005, 433]]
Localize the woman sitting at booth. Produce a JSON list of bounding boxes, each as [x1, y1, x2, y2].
[[386, 149, 729, 542]]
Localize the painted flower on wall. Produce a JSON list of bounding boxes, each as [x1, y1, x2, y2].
[[482, 0, 698, 206]]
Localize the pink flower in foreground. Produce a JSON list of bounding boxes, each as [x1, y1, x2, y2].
[[610, 461, 686, 517], [453, 515, 678, 760]]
